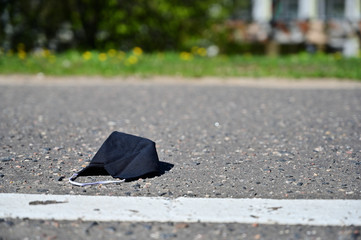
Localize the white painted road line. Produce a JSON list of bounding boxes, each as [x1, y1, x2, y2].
[[0, 193, 360, 226]]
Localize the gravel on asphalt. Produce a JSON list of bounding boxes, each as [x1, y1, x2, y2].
[[1, 218, 360, 240], [1, 76, 361, 239], [0, 77, 360, 200]]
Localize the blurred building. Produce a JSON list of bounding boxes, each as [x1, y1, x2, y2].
[[230, 0, 361, 56], [252, 0, 360, 22]]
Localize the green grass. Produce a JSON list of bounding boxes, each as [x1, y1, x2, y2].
[[1, 49, 361, 80]]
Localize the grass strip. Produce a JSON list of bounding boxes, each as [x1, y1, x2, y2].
[[0, 49, 360, 80]]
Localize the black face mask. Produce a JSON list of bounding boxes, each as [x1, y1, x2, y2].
[[69, 131, 160, 186]]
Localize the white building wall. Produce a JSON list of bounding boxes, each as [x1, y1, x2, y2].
[[252, 0, 272, 22], [345, 0, 361, 21], [298, 0, 318, 19]]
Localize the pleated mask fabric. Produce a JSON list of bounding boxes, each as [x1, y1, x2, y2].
[[69, 131, 160, 186]]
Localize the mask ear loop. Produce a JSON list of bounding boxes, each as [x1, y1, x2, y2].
[[69, 173, 125, 186]]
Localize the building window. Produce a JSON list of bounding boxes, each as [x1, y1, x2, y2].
[[272, 0, 299, 20], [230, 1, 253, 21], [326, 0, 345, 19]]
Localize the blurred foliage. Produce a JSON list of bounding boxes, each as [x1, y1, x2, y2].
[[0, 0, 252, 52]]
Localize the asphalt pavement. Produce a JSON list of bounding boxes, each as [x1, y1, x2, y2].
[[0, 76, 360, 239]]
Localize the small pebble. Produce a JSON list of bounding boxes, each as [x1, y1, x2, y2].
[[143, 224, 152, 230], [37, 189, 49, 193], [313, 147, 323, 152], [1, 157, 12, 162], [175, 223, 189, 229], [85, 221, 98, 234], [57, 176, 65, 181], [106, 226, 116, 232], [5, 220, 14, 227], [125, 230, 133, 235], [161, 233, 177, 239], [42, 148, 51, 154]]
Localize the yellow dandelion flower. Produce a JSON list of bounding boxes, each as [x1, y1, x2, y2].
[[107, 49, 117, 57], [17, 43, 25, 51], [18, 50, 26, 60], [333, 52, 342, 60], [6, 50, 14, 56], [49, 55, 56, 63], [117, 51, 125, 60], [191, 46, 198, 54], [197, 47, 207, 57], [180, 51, 193, 61], [42, 49, 51, 58], [132, 47, 143, 56], [127, 55, 138, 65], [98, 53, 107, 62], [82, 51, 92, 61]]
